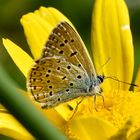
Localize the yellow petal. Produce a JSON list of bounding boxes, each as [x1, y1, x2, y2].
[[66, 90, 140, 135], [92, 0, 134, 90], [109, 119, 132, 140], [35, 7, 72, 27], [0, 110, 34, 140], [21, 13, 52, 59], [2, 39, 34, 77], [103, 90, 140, 133], [49, 89, 140, 131], [128, 129, 140, 140], [31, 99, 67, 129], [44, 109, 67, 129], [54, 98, 81, 121], [134, 68, 140, 91], [64, 116, 116, 140], [21, 7, 72, 59]]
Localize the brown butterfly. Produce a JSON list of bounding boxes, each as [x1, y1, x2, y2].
[[27, 21, 104, 109]]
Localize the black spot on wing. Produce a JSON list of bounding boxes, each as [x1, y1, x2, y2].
[[70, 51, 77, 57]]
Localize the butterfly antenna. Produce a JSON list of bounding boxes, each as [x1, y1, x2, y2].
[[98, 57, 111, 72], [104, 76, 138, 87]]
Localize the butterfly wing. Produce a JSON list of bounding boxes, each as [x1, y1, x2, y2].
[[41, 21, 97, 78], [27, 21, 97, 108]]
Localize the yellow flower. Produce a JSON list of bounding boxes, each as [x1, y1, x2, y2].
[[2, 0, 140, 140]]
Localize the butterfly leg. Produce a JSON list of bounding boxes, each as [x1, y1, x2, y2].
[[69, 96, 85, 120], [93, 94, 105, 111], [94, 95, 98, 111], [100, 94, 105, 108]]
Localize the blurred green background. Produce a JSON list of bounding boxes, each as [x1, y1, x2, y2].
[[0, 0, 139, 90]]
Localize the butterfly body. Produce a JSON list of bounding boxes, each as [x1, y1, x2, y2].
[[27, 21, 104, 109]]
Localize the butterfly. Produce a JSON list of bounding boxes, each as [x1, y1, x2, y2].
[[27, 21, 104, 109]]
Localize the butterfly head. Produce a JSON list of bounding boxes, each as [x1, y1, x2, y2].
[[90, 75, 104, 95]]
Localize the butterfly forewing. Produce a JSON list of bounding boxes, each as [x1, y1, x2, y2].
[[27, 21, 97, 108], [41, 22, 96, 78]]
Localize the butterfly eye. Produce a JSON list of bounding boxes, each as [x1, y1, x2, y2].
[[97, 76, 104, 83], [57, 98, 61, 101]]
